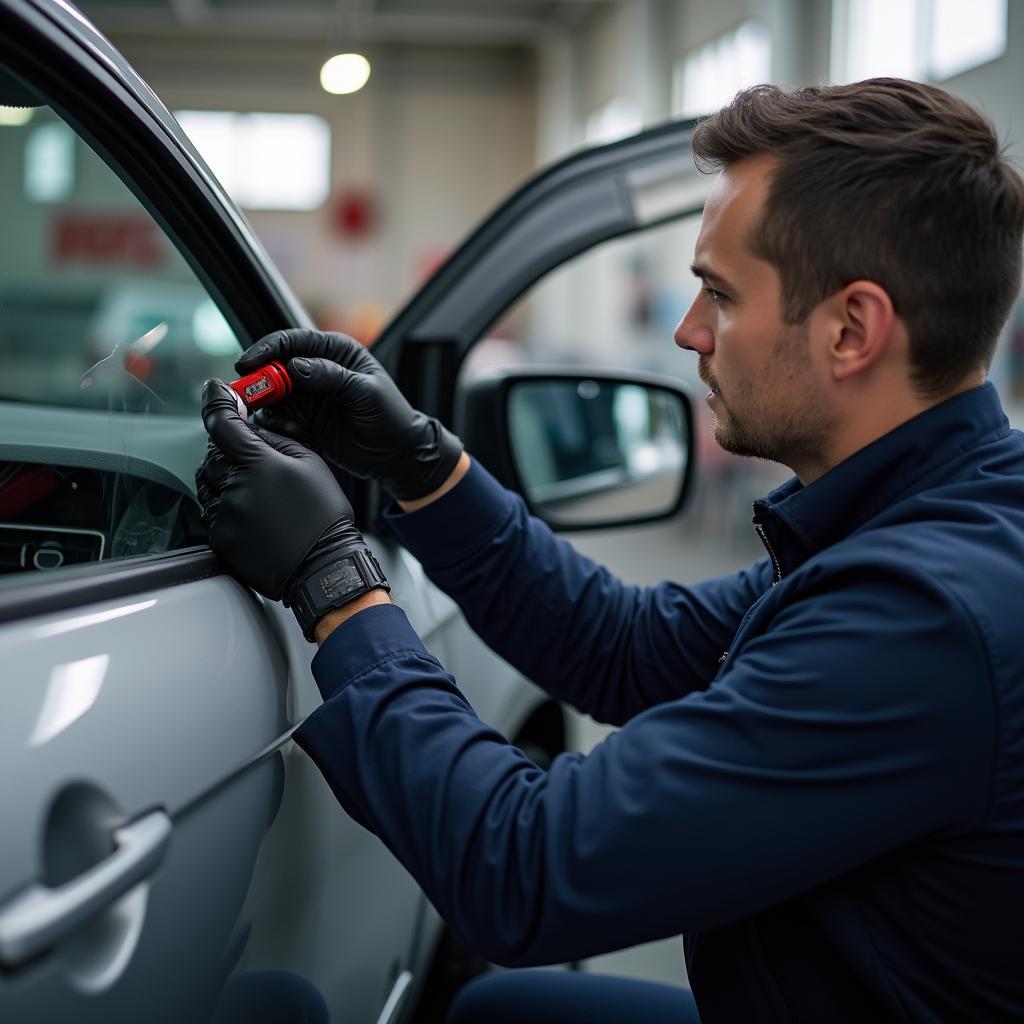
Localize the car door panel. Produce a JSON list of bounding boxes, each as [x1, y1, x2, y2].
[[2, 757, 281, 1024], [0, 576, 288, 1021], [233, 745, 425, 1023], [225, 544, 456, 1023]]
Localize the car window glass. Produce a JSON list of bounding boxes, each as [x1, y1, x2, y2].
[[0, 72, 238, 579]]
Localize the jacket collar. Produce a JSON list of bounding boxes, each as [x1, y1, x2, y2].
[[751, 383, 1010, 581]]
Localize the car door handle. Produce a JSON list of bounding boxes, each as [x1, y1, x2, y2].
[[0, 808, 172, 968], [375, 970, 413, 1024]]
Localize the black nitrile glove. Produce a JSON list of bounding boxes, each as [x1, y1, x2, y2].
[[234, 329, 464, 502], [197, 379, 386, 639]]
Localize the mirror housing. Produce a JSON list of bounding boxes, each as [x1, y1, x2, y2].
[[459, 368, 696, 531]]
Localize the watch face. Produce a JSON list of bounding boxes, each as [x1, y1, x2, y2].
[[320, 560, 363, 600]]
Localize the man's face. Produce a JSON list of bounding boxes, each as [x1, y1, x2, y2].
[[674, 156, 836, 473]]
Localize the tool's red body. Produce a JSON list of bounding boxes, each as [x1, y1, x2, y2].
[[229, 361, 292, 411]]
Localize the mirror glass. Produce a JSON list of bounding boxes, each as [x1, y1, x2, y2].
[[508, 379, 689, 528]]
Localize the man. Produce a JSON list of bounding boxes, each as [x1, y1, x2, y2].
[[197, 79, 1024, 1022]]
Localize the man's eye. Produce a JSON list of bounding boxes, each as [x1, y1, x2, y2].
[[702, 287, 726, 305]]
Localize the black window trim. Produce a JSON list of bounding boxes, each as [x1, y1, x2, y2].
[[0, 547, 223, 626]]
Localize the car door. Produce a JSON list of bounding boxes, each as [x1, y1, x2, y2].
[[0, 10, 292, 1024], [0, 3, 431, 1022]]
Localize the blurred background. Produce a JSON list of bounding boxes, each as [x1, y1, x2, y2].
[[3, 0, 1021, 990], [35, 0, 1020, 384]]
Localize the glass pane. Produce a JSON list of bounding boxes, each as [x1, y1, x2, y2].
[[508, 380, 688, 527], [0, 110, 240, 413], [0, 70, 239, 578]]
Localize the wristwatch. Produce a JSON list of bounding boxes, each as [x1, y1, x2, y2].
[[286, 548, 390, 643]]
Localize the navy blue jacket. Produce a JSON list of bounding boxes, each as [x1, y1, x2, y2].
[[295, 382, 1024, 1022]]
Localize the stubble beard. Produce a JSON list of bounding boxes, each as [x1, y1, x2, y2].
[[701, 322, 834, 471]]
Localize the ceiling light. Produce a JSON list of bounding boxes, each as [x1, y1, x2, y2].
[[320, 53, 371, 95]]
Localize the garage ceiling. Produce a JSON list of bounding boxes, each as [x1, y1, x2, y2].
[[76, 0, 611, 45]]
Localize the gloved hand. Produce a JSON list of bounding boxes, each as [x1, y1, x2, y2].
[[234, 328, 464, 502], [197, 379, 388, 639]]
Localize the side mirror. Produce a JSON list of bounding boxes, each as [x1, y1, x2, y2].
[[459, 369, 695, 531]]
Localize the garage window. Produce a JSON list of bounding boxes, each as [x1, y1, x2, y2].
[[672, 21, 773, 121], [831, 0, 1008, 83], [175, 110, 331, 211]]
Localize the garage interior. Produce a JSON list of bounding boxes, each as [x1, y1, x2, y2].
[[3, 0, 1022, 1014], [72, 0, 1024, 994]]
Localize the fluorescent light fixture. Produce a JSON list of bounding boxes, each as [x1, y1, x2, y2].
[[0, 106, 33, 127], [320, 53, 371, 95]]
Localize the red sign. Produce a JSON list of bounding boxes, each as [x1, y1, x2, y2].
[[52, 212, 165, 268], [332, 190, 378, 240]]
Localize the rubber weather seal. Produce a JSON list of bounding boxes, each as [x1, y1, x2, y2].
[[0, 547, 223, 626]]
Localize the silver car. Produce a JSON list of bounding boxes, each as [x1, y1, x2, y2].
[[0, 2, 704, 1020]]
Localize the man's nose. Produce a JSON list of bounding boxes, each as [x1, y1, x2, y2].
[[673, 308, 714, 353]]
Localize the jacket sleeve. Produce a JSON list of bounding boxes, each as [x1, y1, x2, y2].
[[383, 458, 771, 724], [294, 562, 994, 968]]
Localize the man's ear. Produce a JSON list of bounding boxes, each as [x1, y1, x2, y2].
[[829, 281, 897, 382]]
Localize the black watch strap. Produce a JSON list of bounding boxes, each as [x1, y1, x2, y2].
[[286, 548, 390, 643]]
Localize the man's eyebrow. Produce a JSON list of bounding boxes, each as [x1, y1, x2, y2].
[[690, 262, 734, 290]]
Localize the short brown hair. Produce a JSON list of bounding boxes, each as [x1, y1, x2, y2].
[[691, 79, 1024, 398]]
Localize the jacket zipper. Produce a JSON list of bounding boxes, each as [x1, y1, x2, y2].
[[754, 521, 782, 585]]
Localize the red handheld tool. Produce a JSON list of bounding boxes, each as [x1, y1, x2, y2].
[[228, 361, 293, 413]]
